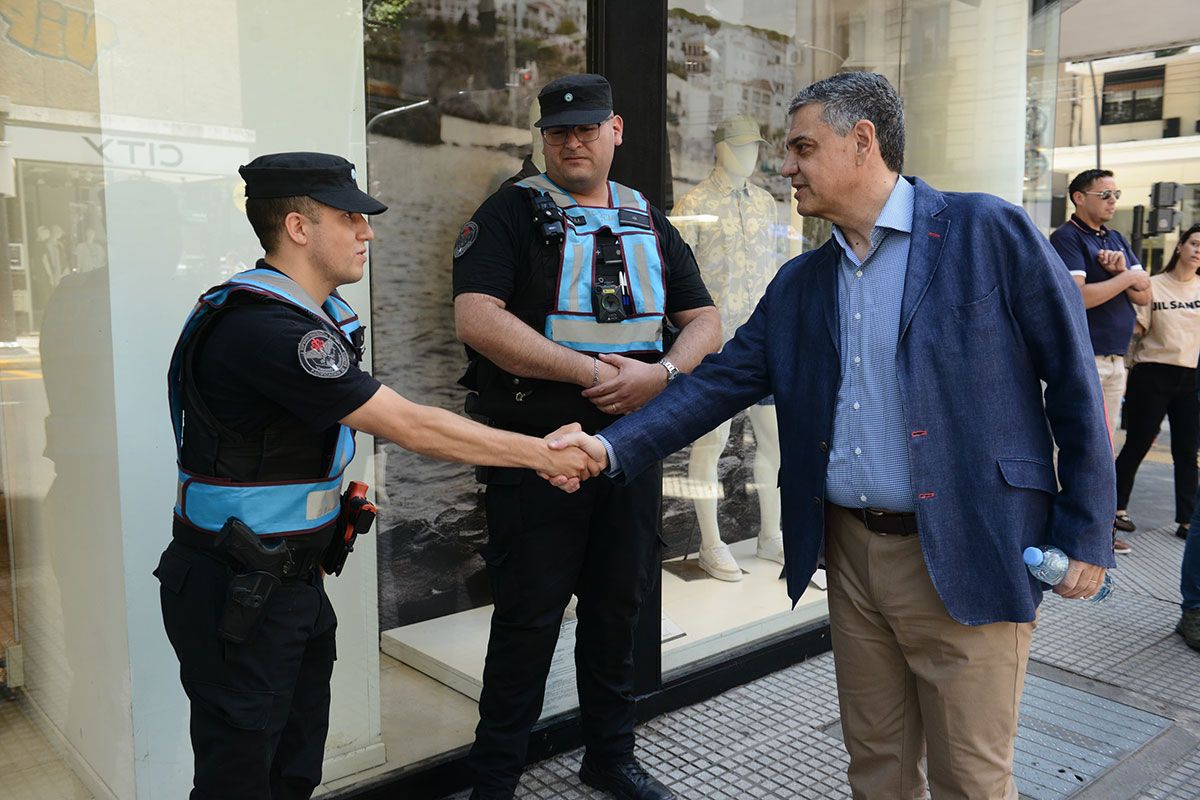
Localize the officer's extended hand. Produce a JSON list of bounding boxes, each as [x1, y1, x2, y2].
[[582, 353, 669, 415], [536, 423, 604, 492], [1053, 558, 1107, 600], [1097, 249, 1127, 274]]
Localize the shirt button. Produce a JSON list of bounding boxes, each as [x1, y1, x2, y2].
[[854, 447, 862, 455], [854, 312, 861, 320], [853, 401, 860, 410], [855, 270, 863, 278], [860, 494, 868, 503], [854, 356, 861, 364]]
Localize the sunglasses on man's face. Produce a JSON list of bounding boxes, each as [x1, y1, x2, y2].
[[1083, 189, 1121, 201]]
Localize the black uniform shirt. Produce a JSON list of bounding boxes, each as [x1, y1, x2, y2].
[[188, 269, 381, 478], [451, 184, 713, 433]]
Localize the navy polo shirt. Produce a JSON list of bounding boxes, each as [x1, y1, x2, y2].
[[1049, 215, 1142, 356]]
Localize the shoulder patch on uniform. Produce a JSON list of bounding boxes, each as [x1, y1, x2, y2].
[[298, 330, 350, 378], [454, 221, 479, 258]]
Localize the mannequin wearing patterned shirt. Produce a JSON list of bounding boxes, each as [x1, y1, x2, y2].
[[672, 116, 784, 581]]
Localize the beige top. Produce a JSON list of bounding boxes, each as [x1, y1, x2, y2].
[[1133, 270, 1200, 368], [671, 167, 783, 343]]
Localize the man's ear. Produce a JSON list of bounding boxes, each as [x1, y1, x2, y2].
[[611, 114, 624, 147], [851, 119, 876, 164], [282, 211, 312, 247]]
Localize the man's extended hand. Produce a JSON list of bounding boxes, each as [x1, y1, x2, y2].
[[535, 423, 604, 492], [1097, 249, 1127, 274], [539, 428, 609, 492], [581, 353, 669, 415], [1053, 558, 1108, 600]]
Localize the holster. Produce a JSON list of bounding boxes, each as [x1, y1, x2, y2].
[[322, 481, 377, 577], [215, 517, 287, 644]]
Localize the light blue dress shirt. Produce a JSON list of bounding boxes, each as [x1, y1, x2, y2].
[[824, 177, 916, 512]]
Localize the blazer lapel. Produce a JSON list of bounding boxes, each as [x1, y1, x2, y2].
[[813, 240, 840, 353], [899, 178, 949, 344]]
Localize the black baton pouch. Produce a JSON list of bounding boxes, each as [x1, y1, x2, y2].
[[218, 571, 281, 644]]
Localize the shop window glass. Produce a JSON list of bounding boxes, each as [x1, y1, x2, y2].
[[364, 0, 589, 772], [1, 1, 382, 796]]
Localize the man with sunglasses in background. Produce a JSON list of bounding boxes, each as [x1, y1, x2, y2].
[[452, 73, 721, 800], [1050, 169, 1151, 552]]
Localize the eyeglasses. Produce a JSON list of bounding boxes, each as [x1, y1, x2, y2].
[[1083, 189, 1122, 201], [541, 117, 612, 146]]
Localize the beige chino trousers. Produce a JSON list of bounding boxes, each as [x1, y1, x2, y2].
[[825, 506, 1034, 800]]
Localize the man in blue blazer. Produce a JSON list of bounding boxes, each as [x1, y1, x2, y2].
[[552, 73, 1116, 799]]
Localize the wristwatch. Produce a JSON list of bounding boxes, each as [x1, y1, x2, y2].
[[659, 358, 679, 383]]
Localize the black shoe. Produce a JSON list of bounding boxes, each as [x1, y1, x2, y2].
[[579, 755, 676, 800], [1114, 513, 1136, 532], [1179, 608, 1200, 652], [1177, 524, 1190, 540]]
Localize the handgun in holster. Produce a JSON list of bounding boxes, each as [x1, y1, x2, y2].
[[215, 517, 290, 644], [322, 481, 377, 577]]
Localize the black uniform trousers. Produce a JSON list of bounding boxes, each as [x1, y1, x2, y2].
[[155, 539, 337, 800], [467, 463, 663, 799], [1116, 362, 1200, 524]]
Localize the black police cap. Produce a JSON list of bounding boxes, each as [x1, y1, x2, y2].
[[535, 73, 613, 129], [239, 152, 387, 214]]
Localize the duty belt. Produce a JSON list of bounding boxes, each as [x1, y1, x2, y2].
[[832, 504, 918, 536], [172, 517, 333, 578]]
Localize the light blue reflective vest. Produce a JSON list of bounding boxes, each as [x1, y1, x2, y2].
[[168, 268, 360, 536], [515, 173, 667, 355]]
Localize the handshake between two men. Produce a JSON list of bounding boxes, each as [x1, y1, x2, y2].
[[533, 350, 685, 491]]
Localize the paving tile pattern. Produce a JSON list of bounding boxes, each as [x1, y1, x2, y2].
[[1111, 524, 1186, 605], [1133, 746, 1200, 800]]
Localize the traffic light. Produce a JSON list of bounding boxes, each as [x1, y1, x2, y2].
[[1148, 181, 1184, 234]]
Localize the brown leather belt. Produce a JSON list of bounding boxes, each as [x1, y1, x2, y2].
[[832, 504, 918, 536]]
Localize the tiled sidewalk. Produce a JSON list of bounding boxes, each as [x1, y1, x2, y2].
[[447, 468, 1200, 799]]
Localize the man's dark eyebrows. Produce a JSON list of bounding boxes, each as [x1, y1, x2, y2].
[[786, 134, 815, 149]]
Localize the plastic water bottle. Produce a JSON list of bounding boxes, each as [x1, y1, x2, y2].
[[1023, 546, 1112, 603]]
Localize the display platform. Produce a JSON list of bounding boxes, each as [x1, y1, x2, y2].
[[380, 537, 828, 719]]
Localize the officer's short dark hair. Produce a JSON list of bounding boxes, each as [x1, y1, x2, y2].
[[1068, 169, 1114, 204], [245, 195, 323, 252], [788, 72, 905, 173]]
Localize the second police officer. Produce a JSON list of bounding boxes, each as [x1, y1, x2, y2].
[[453, 75, 722, 800], [156, 153, 598, 800]]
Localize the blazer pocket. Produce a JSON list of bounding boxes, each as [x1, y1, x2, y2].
[[997, 457, 1057, 494], [953, 285, 1000, 320]]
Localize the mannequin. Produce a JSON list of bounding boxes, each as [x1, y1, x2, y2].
[[672, 116, 783, 582]]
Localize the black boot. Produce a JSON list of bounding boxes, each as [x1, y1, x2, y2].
[[579, 755, 676, 800]]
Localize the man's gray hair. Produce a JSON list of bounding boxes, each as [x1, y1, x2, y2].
[[787, 72, 905, 173]]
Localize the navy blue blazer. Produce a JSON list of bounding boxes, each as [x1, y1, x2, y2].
[[602, 178, 1116, 625]]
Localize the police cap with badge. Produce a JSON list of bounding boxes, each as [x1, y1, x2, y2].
[[239, 152, 388, 214], [454, 74, 614, 260], [237, 152, 387, 380]]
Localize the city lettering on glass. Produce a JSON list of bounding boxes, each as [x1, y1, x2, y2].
[[82, 137, 185, 169], [0, 0, 117, 71]]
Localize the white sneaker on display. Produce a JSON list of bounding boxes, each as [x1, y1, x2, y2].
[[698, 542, 743, 582], [756, 534, 785, 565]]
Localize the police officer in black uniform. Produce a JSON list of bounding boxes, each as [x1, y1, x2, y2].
[[156, 152, 599, 800], [454, 76, 722, 800]]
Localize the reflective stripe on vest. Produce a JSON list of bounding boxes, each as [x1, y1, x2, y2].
[[516, 174, 666, 355], [168, 268, 359, 535]]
